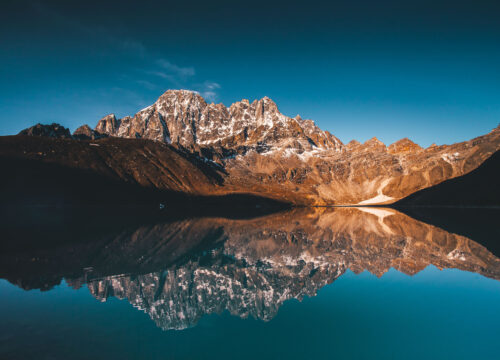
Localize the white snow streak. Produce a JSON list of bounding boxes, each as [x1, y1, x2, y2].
[[357, 179, 394, 205]]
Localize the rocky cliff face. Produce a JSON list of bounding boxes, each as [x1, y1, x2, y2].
[[13, 90, 500, 205], [18, 123, 72, 139], [75, 207, 500, 330], [93, 90, 342, 153], [73, 124, 106, 140]]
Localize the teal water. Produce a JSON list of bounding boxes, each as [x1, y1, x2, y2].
[[1, 267, 500, 360], [1, 207, 499, 359]]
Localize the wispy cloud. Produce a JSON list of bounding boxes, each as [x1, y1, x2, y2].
[[156, 59, 195, 77], [143, 61, 221, 101], [135, 80, 157, 90], [199, 82, 221, 102], [144, 59, 196, 87], [144, 59, 195, 88], [31, 2, 221, 104]]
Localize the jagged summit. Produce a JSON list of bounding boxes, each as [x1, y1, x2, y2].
[[94, 89, 343, 152], [359, 137, 386, 151], [364, 137, 384, 145], [387, 137, 422, 154], [73, 124, 106, 140]]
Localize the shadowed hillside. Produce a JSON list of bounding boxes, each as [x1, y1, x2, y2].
[[396, 150, 500, 206]]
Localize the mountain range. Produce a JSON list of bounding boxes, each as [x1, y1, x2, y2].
[[5, 89, 500, 206]]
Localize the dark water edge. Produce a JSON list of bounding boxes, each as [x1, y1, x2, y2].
[[0, 202, 290, 291], [1, 202, 498, 255], [395, 206, 500, 257], [0, 197, 289, 250]]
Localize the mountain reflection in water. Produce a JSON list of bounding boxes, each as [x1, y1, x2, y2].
[[2, 207, 500, 331]]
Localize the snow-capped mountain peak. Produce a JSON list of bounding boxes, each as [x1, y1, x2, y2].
[[94, 89, 342, 152]]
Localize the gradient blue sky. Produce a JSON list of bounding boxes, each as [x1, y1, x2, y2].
[[1, 0, 499, 146]]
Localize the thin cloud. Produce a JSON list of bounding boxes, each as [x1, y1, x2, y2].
[[198, 82, 221, 102], [146, 71, 176, 80], [156, 59, 195, 77], [136, 80, 157, 90], [32, 2, 220, 103], [143, 59, 197, 89], [204, 82, 221, 90], [142, 61, 220, 100], [201, 91, 218, 101]]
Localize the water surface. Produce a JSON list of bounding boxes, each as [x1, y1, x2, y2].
[[1, 207, 499, 359]]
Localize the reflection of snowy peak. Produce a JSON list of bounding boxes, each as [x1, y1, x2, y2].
[[95, 89, 342, 152], [83, 208, 500, 331], [88, 250, 344, 330]]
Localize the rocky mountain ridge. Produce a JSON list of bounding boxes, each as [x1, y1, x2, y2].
[[93, 90, 343, 153], [12, 90, 500, 205], [18, 123, 72, 139]]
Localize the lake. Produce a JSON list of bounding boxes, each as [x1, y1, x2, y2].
[[1, 207, 499, 359]]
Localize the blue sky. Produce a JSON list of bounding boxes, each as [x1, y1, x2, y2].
[[1, 0, 499, 147]]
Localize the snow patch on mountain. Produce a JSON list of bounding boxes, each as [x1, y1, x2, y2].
[[358, 179, 394, 205], [441, 152, 461, 164]]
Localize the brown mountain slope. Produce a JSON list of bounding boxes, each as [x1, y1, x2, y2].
[[220, 126, 500, 205], [0, 135, 287, 211]]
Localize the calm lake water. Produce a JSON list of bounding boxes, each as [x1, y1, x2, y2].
[[1, 207, 499, 359]]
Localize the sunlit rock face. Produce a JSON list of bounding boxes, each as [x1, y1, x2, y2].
[[94, 90, 342, 152], [77, 208, 500, 330], [73, 124, 105, 140], [89, 89, 500, 205]]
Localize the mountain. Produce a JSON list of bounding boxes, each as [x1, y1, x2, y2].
[[18, 123, 72, 139], [6, 89, 500, 205], [94, 90, 342, 153]]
